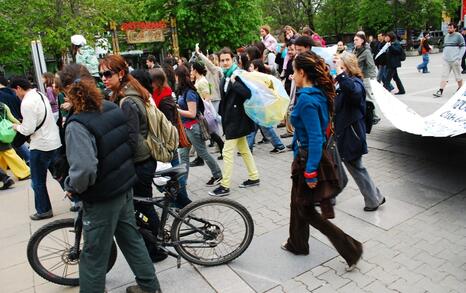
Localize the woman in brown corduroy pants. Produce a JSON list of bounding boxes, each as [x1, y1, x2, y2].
[[282, 51, 363, 271]]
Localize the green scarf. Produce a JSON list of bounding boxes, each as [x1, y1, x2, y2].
[[223, 63, 238, 78]]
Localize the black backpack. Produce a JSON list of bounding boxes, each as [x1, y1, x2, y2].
[[400, 47, 406, 61], [352, 78, 374, 134]]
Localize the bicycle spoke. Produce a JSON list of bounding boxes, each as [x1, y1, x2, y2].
[[48, 259, 66, 272], [47, 233, 71, 249]]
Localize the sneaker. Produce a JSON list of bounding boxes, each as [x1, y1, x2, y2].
[[189, 158, 204, 167], [239, 179, 260, 188], [209, 186, 230, 197], [217, 155, 223, 160], [433, 90, 442, 98], [206, 176, 222, 186], [280, 132, 293, 138], [30, 210, 53, 221], [270, 147, 286, 154], [0, 178, 14, 190]]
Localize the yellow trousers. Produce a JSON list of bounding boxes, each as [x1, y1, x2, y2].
[[221, 136, 259, 188], [0, 149, 30, 180]]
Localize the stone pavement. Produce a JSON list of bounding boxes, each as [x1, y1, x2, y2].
[[1, 53, 466, 293]]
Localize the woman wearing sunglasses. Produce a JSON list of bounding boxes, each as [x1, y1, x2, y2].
[[98, 55, 166, 263]]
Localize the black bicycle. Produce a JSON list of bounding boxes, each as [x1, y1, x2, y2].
[[27, 165, 254, 286]]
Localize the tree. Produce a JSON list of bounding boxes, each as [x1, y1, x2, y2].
[[0, 0, 139, 73], [314, 0, 359, 38], [143, 0, 264, 55]]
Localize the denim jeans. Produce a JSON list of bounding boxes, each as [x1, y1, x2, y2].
[[384, 67, 404, 93], [378, 66, 394, 91], [248, 124, 284, 150], [14, 143, 30, 165], [417, 54, 429, 73], [179, 123, 222, 180], [30, 149, 58, 214], [171, 150, 192, 209]]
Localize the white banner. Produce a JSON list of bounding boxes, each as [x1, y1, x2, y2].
[[370, 80, 466, 137]]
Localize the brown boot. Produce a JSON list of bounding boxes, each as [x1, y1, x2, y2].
[[126, 285, 162, 293]]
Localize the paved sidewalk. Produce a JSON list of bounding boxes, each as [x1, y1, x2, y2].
[[1, 53, 465, 293]]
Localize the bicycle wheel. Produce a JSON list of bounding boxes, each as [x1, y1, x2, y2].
[[27, 218, 117, 286], [171, 198, 254, 266]]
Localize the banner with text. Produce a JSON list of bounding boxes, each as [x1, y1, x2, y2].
[[370, 80, 466, 137]]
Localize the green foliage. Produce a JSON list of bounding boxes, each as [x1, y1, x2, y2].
[[0, 0, 139, 73], [357, 0, 394, 34], [143, 0, 264, 54], [314, 0, 359, 37]]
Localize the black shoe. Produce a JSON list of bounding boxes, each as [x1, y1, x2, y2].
[[206, 176, 222, 186], [239, 179, 260, 188], [151, 251, 168, 263], [208, 142, 215, 147], [270, 147, 286, 154], [189, 158, 204, 167], [209, 186, 230, 197], [18, 175, 30, 181], [280, 133, 294, 138], [30, 210, 53, 221], [217, 155, 223, 160], [0, 178, 14, 190], [69, 205, 80, 212], [257, 139, 270, 144], [364, 197, 386, 212], [395, 91, 405, 95], [277, 122, 286, 128], [286, 144, 293, 150]]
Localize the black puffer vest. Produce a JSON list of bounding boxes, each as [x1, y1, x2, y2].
[[66, 100, 137, 202]]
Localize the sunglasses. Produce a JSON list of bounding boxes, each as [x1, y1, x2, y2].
[[99, 70, 115, 79]]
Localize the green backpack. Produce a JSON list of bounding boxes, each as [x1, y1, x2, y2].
[[0, 105, 16, 144]]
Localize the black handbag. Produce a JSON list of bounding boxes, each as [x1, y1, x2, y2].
[[312, 127, 348, 202]]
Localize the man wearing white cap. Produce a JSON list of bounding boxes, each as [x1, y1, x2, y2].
[[71, 34, 100, 79]]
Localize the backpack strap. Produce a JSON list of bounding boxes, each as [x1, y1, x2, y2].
[[35, 90, 48, 132]]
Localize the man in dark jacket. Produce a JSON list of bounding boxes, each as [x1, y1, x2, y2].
[[383, 32, 405, 95], [209, 47, 260, 197], [0, 76, 31, 164]]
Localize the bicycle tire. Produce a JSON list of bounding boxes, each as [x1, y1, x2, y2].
[[171, 198, 254, 266], [27, 218, 117, 286]]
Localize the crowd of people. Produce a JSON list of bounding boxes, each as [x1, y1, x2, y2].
[[3, 23, 440, 292]]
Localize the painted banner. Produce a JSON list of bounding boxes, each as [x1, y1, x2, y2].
[[370, 80, 466, 137]]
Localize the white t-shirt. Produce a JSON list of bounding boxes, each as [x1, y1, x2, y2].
[[17, 89, 61, 151]]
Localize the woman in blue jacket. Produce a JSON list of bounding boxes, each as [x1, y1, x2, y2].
[[282, 51, 362, 272], [334, 52, 385, 211]]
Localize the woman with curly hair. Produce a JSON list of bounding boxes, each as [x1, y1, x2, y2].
[[282, 51, 363, 272], [59, 63, 161, 293]]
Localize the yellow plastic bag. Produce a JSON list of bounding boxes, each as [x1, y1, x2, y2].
[[237, 71, 290, 127]]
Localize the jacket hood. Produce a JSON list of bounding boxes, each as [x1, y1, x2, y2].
[[0, 87, 15, 96]]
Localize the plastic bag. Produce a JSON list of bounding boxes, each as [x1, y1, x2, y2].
[[237, 71, 290, 127], [0, 117, 16, 144], [202, 100, 219, 134]]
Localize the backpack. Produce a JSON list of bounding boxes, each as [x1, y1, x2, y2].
[[352, 78, 374, 134], [125, 96, 179, 163], [400, 47, 406, 61]]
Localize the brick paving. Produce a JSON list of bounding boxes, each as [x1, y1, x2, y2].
[[0, 53, 465, 292]]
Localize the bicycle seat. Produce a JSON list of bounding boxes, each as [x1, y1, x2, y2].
[[154, 164, 187, 180]]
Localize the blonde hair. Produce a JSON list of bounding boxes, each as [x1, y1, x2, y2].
[[339, 52, 364, 79]]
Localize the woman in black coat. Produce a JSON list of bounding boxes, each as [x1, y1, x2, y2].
[[383, 32, 405, 95], [334, 52, 385, 211]]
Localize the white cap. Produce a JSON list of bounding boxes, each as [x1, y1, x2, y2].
[[71, 35, 87, 46]]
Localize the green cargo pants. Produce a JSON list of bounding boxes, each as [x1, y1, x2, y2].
[[79, 189, 160, 293]]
